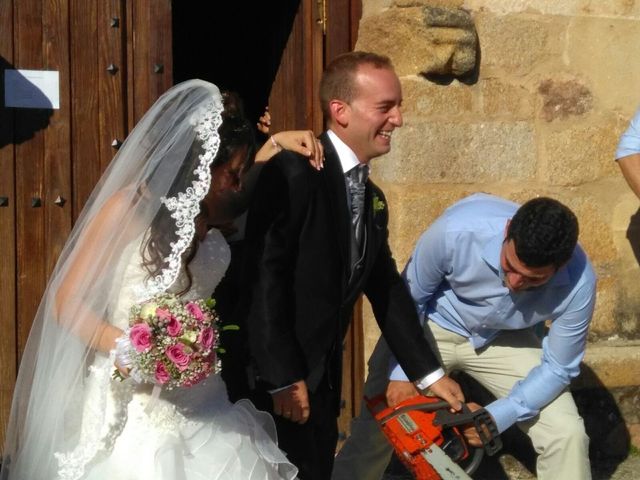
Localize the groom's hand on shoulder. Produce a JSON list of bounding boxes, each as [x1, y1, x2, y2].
[[271, 380, 310, 424]]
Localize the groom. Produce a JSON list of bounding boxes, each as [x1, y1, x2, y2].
[[227, 51, 463, 479]]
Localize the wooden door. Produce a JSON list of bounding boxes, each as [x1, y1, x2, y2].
[[1, 0, 361, 451], [172, 1, 363, 443], [0, 0, 76, 449], [268, 0, 364, 445], [0, 0, 172, 449]]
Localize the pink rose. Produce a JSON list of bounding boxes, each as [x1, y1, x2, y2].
[[165, 343, 191, 371], [198, 327, 215, 350], [166, 316, 182, 337], [130, 323, 153, 352], [155, 361, 170, 384], [186, 302, 204, 322], [155, 308, 172, 321]]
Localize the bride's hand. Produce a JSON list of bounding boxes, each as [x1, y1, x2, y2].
[[271, 131, 324, 170], [112, 327, 131, 379], [114, 361, 130, 379]]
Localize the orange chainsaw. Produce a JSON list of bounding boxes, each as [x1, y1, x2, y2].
[[367, 395, 502, 480]]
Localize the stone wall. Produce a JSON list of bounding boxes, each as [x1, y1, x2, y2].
[[356, 0, 640, 451]]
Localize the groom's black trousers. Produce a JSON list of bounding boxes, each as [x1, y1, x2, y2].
[[248, 378, 340, 480]]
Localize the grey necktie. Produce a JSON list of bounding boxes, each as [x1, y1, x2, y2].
[[347, 164, 369, 248]]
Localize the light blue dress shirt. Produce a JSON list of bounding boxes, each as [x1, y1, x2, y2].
[[389, 193, 597, 433], [616, 107, 640, 159]]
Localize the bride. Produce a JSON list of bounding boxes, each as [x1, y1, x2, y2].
[[0, 80, 322, 479]]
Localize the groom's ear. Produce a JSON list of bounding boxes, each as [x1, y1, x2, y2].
[[329, 99, 349, 127]]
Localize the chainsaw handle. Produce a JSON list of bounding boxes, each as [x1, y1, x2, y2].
[[434, 407, 503, 456], [377, 399, 451, 425]]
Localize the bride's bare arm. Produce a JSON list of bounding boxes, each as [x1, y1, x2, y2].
[[254, 130, 324, 170], [223, 130, 324, 221], [54, 190, 144, 353]]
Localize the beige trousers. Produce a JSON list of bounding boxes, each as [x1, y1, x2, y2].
[[332, 321, 590, 480]]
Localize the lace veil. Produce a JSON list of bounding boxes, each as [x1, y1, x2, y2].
[[1, 79, 224, 479]]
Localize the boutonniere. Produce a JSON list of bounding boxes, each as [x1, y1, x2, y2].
[[372, 194, 385, 216]]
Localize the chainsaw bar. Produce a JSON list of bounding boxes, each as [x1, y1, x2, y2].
[[421, 443, 472, 480]]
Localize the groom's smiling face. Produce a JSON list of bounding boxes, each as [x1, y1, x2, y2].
[[340, 64, 403, 163]]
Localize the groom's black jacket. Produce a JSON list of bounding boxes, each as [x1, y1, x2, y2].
[[228, 133, 440, 405]]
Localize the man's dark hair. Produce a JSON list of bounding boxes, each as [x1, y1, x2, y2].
[[319, 51, 394, 120], [506, 197, 579, 268]]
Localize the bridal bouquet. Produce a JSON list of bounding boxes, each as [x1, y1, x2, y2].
[[114, 293, 221, 389]]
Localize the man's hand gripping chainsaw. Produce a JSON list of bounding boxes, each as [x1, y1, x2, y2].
[[367, 395, 502, 480]]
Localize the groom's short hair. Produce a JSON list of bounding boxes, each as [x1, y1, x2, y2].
[[319, 51, 394, 120]]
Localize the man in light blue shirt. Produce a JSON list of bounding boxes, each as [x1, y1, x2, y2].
[[333, 193, 596, 480]]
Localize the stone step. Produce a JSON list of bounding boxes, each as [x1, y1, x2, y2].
[[575, 340, 640, 389]]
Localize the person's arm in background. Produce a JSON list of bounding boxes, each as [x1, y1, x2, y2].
[[616, 107, 640, 198]]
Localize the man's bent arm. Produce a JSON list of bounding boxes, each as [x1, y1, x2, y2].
[[485, 277, 596, 432], [363, 193, 442, 382]]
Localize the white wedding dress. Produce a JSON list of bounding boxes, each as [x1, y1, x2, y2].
[[54, 228, 298, 480]]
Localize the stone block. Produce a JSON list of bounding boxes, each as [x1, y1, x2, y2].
[[424, 4, 474, 27], [611, 279, 640, 338], [576, 200, 616, 265], [357, 8, 435, 75], [463, 0, 640, 18], [538, 78, 593, 122], [542, 120, 621, 186], [422, 6, 477, 76], [373, 120, 536, 184], [481, 78, 535, 119], [579, 341, 640, 388], [362, 0, 393, 18], [379, 185, 475, 264], [474, 13, 565, 75], [565, 195, 618, 264], [589, 274, 619, 338], [395, 0, 464, 7], [401, 77, 473, 117], [356, 6, 478, 77], [566, 17, 640, 112]]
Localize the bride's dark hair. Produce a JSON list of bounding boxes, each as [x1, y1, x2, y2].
[[141, 91, 255, 294]]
